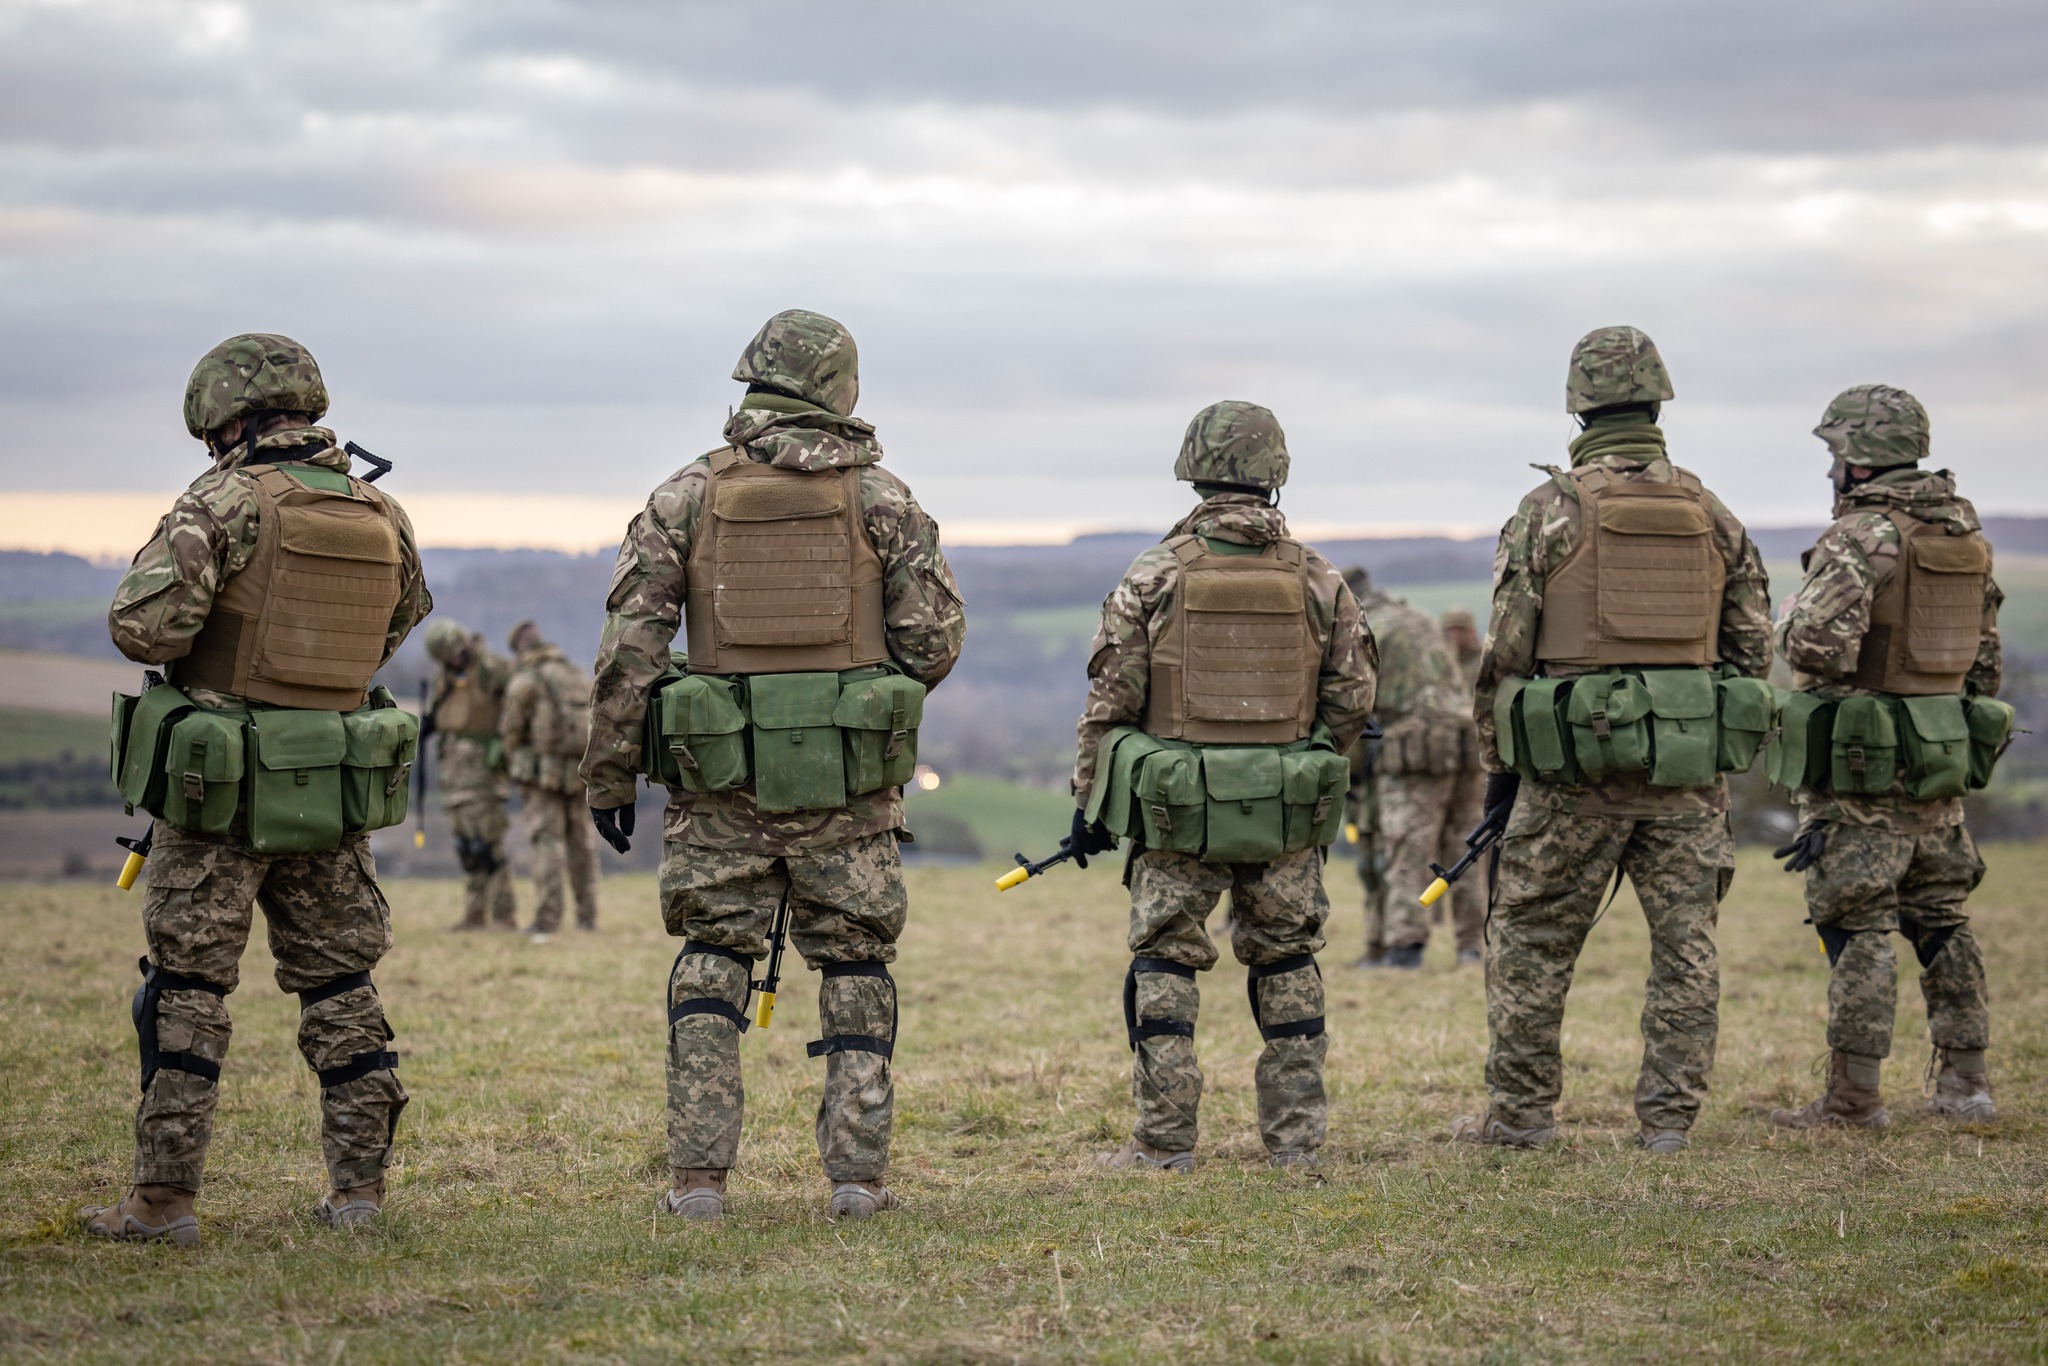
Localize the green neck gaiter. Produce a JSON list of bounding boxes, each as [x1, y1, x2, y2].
[[1568, 415, 1667, 467]]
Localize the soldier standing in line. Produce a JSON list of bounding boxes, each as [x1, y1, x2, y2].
[[82, 334, 430, 1245], [1454, 326, 1772, 1153], [423, 619, 517, 931], [502, 620, 600, 934], [1340, 567, 1388, 966], [1353, 572, 1475, 970], [1438, 608, 1489, 964], [1070, 401, 1376, 1173], [1769, 386, 2004, 1129], [581, 310, 965, 1221]]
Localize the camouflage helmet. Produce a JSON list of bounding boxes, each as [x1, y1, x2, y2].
[[1441, 608, 1478, 632], [1813, 384, 1929, 469], [1565, 326, 1674, 414], [1174, 400, 1290, 491], [507, 619, 542, 653], [183, 333, 329, 439], [423, 619, 472, 665], [1341, 565, 1372, 600], [731, 309, 860, 417]]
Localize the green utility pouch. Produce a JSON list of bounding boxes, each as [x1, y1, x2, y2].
[[113, 684, 196, 816], [1716, 676, 1778, 774], [1897, 694, 1970, 801], [659, 674, 749, 795], [1086, 727, 1168, 840], [836, 670, 927, 796], [1641, 668, 1719, 788], [160, 709, 246, 835], [1768, 690, 1836, 792], [638, 652, 690, 786], [1092, 727, 1347, 863], [1829, 695, 1898, 797], [1282, 747, 1350, 851], [341, 689, 419, 833], [246, 709, 348, 854], [749, 672, 845, 813], [1964, 696, 2016, 791], [1565, 673, 1652, 781], [1495, 677, 1577, 784], [1201, 748, 1287, 863], [1135, 746, 1206, 854]]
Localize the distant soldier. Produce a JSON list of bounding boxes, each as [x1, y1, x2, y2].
[[1354, 574, 1474, 969], [1438, 608, 1488, 964], [582, 309, 965, 1221], [1072, 402, 1375, 1173], [502, 620, 600, 934], [423, 619, 516, 931], [84, 334, 430, 1245], [1456, 326, 1771, 1153], [1769, 386, 2005, 1129], [1340, 567, 1387, 966]]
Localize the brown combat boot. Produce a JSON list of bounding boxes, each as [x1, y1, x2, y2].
[[316, 1176, 385, 1229], [659, 1168, 727, 1221], [80, 1184, 199, 1248], [1096, 1138, 1195, 1173], [1770, 1050, 1890, 1130], [828, 1179, 900, 1220], [1449, 1112, 1557, 1149], [1927, 1048, 1997, 1122]]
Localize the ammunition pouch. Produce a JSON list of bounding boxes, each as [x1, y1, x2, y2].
[[1123, 956, 1197, 1050], [640, 663, 926, 814], [1246, 953, 1325, 1042], [808, 960, 897, 1060], [1494, 669, 1771, 788], [1964, 696, 2016, 791], [1768, 690, 2006, 799], [1086, 726, 1347, 865], [132, 956, 228, 1093], [111, 685, 418, 853]]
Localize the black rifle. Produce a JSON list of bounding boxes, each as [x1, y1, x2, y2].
[[753, 888, 793, 1028], [344, 440, 393, 483], [414, 678, 432, 849], [1420, 801, 1513, 908]]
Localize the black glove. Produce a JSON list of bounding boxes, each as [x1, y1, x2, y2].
[[1067, 807, 1117, 870], [1773, 821, 1827, 874], [1481, 771, 1521, 822], [592, 803, 636, 855]]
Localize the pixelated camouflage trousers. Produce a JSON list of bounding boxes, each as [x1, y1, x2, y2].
[[1804, 816, 1989, 1060], [659, 831, 907, 1182], [1378, 768, 1487, 954], [520, 786, 598, 931], [447, 794, 515, 928], [1485, 792, 1732, 1133], [131, 822, 405, 1192], [1125, 847, 1329, 1156]]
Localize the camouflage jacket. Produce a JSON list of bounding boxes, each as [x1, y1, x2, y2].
[[1779, 468, 2002, 831], [1360, 588, 1471, 776], [1073, 494, 1377, 802], [582, 399, 966, 852], [504, 642, 594, 794], [107, 428, 432, 707], [432, 644, 512, 802], [1472, 414, 1773, 816]]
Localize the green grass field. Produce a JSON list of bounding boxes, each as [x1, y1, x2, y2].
[[3, 847, 2046, 1362], [905, 774, 1076, 862], [0, 708, 107, 765]]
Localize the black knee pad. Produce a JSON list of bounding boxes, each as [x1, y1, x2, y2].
[[455, 836, 500, 875], [1246, 953, 1326, 1042], [131, 956, 228, 1094], [1811, 922, 1856, 968], [1899, 918, 1963, 970], [809, 961, 897, 1061], [667, 940, 756, 1032], [1124, 956, 1197, 1051], [298, 971, 399, 1089]]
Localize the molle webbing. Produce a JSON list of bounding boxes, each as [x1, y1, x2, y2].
[[1534, 469, 1724, 669], [175, 465, 405, 709], [684, 448, 887, 675], [1848, 511, 1989, 696], [434, 673, 499, 737], [1142, 535, 1317, 744]]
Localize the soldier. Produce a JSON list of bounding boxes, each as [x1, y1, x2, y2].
[[581, 310, 964, 1221], [1439, 608, 1488, 964], [1339, 568, 1388, 966], [423, 619, 517, 931], [1455, 326, 1771, 1153], [1352, 573, 1474, 969], [1769, 386, 2004, 1129], [1072, 401, 1375, 1173], [82, 334, 430, 1245], [503, 620, 601, 934]]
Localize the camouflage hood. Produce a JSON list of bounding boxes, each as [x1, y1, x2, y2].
[[210, 424, 344, 476], [1169, 493, 1290, 547], [1833, 466, 1978, 533], [722, 393, 881, 472]]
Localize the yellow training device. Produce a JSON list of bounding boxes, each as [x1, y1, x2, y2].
[[1344, 822, 1361, 845], [413, 830, 426, 849], [117, 852, 147, 892], [995, 866, 1031, 892], [754, 991, 777, 1029], [1419, 877, 1449, 908]]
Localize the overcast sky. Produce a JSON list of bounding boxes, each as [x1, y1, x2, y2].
[[3, 0, 2045, 549]]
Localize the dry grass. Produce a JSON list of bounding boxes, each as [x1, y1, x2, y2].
[[2, 846, 2046, 1363]]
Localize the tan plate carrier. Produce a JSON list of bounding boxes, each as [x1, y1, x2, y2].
[[1142, 535, 1318, 745], [1534, 467, 1725, 669], [1844, 510, 1991, 695]]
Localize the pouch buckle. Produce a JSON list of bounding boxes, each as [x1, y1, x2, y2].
[[671, 742, 700, 772], [386, 761, 410, 797], [884, 729, 908, 761], [1848, 745, 1866, 776], [181, 772, 204, 802], [1590, 708, 1611, 740], [1147, 802, 1172, 835]]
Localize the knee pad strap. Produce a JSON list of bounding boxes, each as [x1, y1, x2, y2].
[[132, 956, 228, 1093], [299, 970, 375, 1010], [808, 961, 896, 1060], [667, 942, 755, 1032], [1124, 956, 1197, 1051], [318, 1049, 399, 1090], [1246, 952, 1325, 1042]]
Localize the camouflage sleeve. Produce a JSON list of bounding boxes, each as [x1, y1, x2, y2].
[[382, 500, 433, 663], [581, 464, 706, 809], [1708, 494, 1772, 679], [1778, 519, 1882, 679], [1969, 572, 2004, 697], [1312, 560, 1377, 752], [1472, 489, 1550, 773], [1072, 550, 1169, 804], [499, 669, 536, 758], [105, 474, 259, 665], [861, 468, 967, 689]]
